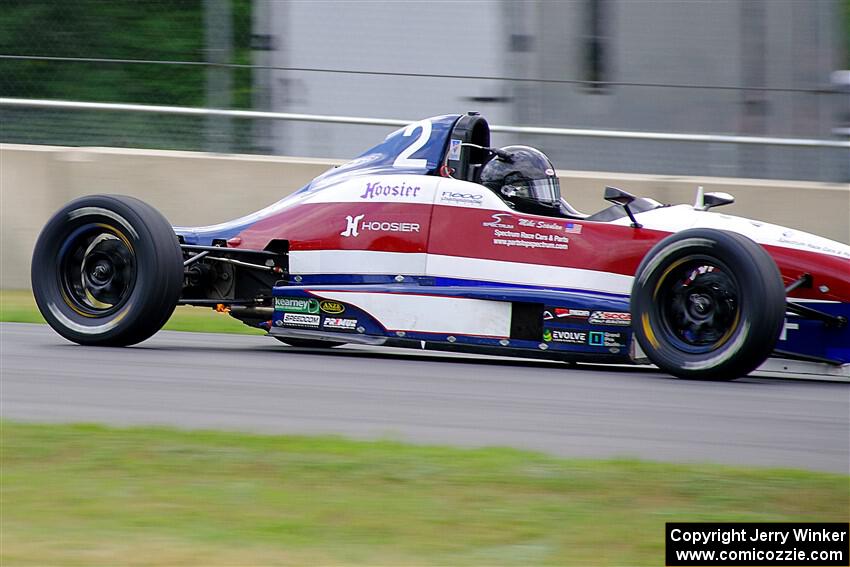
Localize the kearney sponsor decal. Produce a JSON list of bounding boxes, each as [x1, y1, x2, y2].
[[589, 311, 631, 326], [319, 300, 345, 314], [275, 297, 319, 314], [323, 317, 357, 331], [282, 313, 320, 328]]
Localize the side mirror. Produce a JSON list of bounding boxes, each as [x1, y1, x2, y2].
[[604, 186, 642, 228], [604, 186, 637, 206], [693, 186, 735, 211], [702, 192, 735, 211]]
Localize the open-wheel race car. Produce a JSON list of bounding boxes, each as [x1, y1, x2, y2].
[[31, 112, 850, 380]]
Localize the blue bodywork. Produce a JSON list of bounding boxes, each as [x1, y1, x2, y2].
[[269, 282, 637, 363]]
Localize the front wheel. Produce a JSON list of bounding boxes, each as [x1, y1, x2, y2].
[[31, 195, 183, 346], [630, 228, 785, 380]]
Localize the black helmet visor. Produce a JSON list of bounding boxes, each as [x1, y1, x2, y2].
[[508, 176, 561, 204]]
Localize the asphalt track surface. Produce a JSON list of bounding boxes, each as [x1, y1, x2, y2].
[[2, 322, 848, 473]]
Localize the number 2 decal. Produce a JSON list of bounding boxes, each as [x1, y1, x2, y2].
[[392, 119, 432, 169]]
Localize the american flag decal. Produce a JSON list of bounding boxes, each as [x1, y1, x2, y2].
[[564, 223, 583, 234]]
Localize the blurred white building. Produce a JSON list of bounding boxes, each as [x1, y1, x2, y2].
[[254, 0, 848, 181]]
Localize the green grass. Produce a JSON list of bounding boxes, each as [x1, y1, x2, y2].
[[1, 422, 847, 566], [0, 289, 262, 335]]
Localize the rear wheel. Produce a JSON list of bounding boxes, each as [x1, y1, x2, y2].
[[31, 195, 183, 346], [631, 228, 785, 380]]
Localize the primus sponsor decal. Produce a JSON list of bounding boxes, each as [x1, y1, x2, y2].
[[319, 300, 345, 314], [359, 181, 421, 200], [588, 331, 626, 347], [589, 311, 631, 326], [544, 328, 588, 345], [275, 297, 319, 314], [543, 307, 591, 321], [439, 191, 484, 206], [323, 317, 357, 331], [340, 214, 421, 238], [282, 313, 320, 328]]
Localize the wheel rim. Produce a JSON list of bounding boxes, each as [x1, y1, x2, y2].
[[654, 257, 740, 354], [58, 223, 137, 317]]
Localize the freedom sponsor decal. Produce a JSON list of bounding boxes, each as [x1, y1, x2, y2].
[[340, 214, 421, 238], [319, 300, 345, 314], [589, 311, 631, 326], [282, 313, 320, 328], [275, 297, 319, 314], [323, 317, 357, 331]]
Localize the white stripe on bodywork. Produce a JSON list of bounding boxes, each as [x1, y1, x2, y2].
[[289, 250, 428, 275], [308, 290, 512, 337], [618, 205, 850, 260], [425, 254, 633, 295], [288, 250, 633, 295]]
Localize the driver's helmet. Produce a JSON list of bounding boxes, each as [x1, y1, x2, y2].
[[479, 145, 561, 211]]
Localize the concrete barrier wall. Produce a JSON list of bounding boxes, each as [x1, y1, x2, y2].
[[2, 143, 848, 289]]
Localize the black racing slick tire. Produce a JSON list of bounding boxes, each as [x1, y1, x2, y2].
[[630, 228, 785, 381], [31, 194, 183, 346]]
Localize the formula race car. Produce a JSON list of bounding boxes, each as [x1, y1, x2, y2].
[[31, 113, 850, 380]]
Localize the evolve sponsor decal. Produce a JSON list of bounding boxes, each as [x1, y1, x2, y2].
[[282, 312, 320, 328], [340, 214, 421, 238], [323, 317, 357, 331], [588, 331, 626, 347], [439, 190, 484, 206], [544, 307, 591, 320], [544, 328, 588, 345], [320, 300, 345, 314], [275, 297, 319, 314], [589, 311, 631, 326], [359, 181, 421, 200]]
